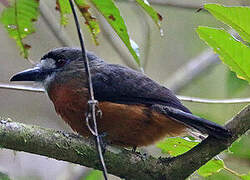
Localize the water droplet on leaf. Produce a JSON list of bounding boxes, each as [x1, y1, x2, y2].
[[7, 24, 17, 29]]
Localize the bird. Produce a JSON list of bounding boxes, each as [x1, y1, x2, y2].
[[10, 47, 231, 149]]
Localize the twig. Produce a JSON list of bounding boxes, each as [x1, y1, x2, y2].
[[2, 83, 250, 104], [0, 105, 249, 179], [177, 96, 250, 104], [164, 49, 220, 92], [0, 83, 44, 92], [68, 0, 108, 179]]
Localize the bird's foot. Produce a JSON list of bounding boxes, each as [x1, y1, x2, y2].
[[131, 147, 148, 160], [132, 146, 137, 153]]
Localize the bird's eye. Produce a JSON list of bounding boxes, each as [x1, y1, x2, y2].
[[56, 59, 66, 68]]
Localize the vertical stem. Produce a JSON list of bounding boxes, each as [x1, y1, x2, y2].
[[68, 0, 108, 179]]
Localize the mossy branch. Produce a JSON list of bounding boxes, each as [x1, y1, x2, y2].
[[0, 105, 249, 180]]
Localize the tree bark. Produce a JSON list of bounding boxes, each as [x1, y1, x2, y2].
[[0, 105, 249, 180]]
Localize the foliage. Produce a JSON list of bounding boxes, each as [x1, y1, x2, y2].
[[197, 26, 250, 82], [0, 0, 39, 59], [157, 137, 199, 156], [84, 170, 103, 180], [157, 136, 250, 179], [75, 0, 100, 45], [134, 0, 162, 29], [241, 172, 250, 180], [0, 0, 162, 67], [204, 4, 250, 42], [226, 70, 248, 96], [56, 0, 72, 26], [197, 4, 250, 83], [229, 135, 250, 159], [0, 1, 249, 180], [195, 4, 250, 179], [91, 0, 141, 66], [0, 172, 11, 180], [197, 159, 224, 177]]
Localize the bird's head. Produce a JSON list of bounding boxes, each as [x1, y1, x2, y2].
[[10, 47, 100, 90]]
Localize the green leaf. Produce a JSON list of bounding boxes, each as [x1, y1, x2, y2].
[[84, 170, 103, 180], [229, 135, 250, 159], [156, 137, 199, 156], [135, 0, 162, 29], [197, 26, 250, 82], [0, 0, 39, 59], [91, 0, 141, 66], [56, 0, 72, 26], [226, 70, 248, 96], [241, 172, 250, 180], [197, 159, 224, 177], [204, 4, 250, 43], [74, 0, 100, 45]]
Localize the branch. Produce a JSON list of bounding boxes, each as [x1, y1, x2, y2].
[[0, 105, 249, 179]]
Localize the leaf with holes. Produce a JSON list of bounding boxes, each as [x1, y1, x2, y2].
[[204, 4, 250, 43], [157, 137, 199, 156], [56, 0, 72, 26], [197, 159, 225, 177], [74, 0, 100, 45], [197, 26, 250, 82], [0, 0, 39, 59], [135, 0, 162, 29], [91, 0, 140, 66]]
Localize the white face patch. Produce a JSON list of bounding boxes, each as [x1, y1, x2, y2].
[[41, 71, 56, 91], [34, 58, 57, 90], [37, 58, 56, 69]]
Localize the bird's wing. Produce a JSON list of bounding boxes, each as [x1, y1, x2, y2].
[[91, 63, 191, 113], [89, 58, 231, 139]]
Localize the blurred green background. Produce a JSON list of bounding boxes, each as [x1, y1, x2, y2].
[[0, 0, 249, 179]]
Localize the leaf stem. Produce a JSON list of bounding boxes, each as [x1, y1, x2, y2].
[[223, 165, 242, 178]]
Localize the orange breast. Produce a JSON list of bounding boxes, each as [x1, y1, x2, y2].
[[48, 81, 188, 147]]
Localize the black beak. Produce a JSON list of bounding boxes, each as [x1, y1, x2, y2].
[[10, 67, 44, 82]]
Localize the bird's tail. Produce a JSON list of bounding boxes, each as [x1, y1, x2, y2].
[[162, 106, 232, 139]]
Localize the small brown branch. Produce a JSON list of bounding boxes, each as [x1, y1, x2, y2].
[[0, 105, 249, 179]]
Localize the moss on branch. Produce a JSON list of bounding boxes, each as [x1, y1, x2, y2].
[[0, 105, 249, 179]]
